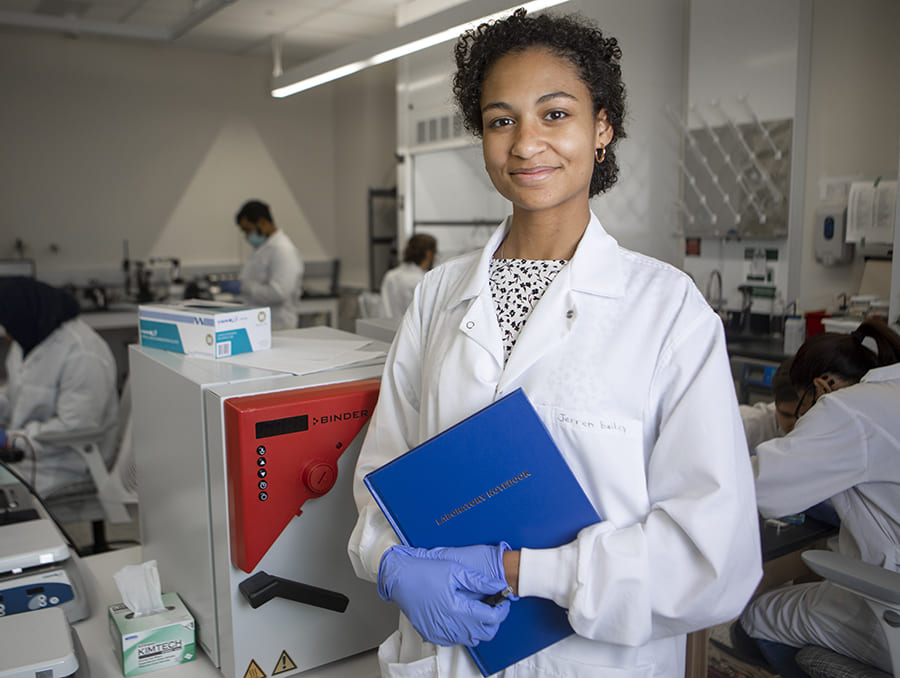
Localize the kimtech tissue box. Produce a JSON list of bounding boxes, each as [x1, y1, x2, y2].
[[138, 300, 271, 359], [108, 592, 196, 676]]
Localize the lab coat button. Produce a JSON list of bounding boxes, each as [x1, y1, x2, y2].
[[566, 309, 575, 319], [466, 321, 475, 329]]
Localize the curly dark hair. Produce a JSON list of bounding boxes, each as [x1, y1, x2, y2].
[[452, 8, 627, 197]]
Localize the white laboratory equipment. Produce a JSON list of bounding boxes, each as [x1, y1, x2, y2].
[[129, 328, 398, 678], [0, 607, 87, 678], [0, 477, 90, 624]]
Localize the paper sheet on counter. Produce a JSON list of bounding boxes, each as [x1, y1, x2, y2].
[[213, 335, 387, 375], [846, 180, 897, 244]]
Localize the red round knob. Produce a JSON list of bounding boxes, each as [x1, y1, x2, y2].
[[305, 462, 336, 495]]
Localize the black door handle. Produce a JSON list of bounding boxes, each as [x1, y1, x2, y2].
[[239, 571, 349, 613]]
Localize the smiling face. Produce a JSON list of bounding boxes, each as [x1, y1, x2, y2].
[[480, 47, 612, 222]]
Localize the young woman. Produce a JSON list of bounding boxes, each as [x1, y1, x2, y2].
[[349, 9, 761, 677], [739, 318, 900, 677], [0, 277, 118, 497]]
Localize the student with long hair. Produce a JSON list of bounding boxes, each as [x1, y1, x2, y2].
[[738, 319, 900, 677]]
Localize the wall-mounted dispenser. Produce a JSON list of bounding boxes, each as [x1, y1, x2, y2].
[[814, 205, 854, 266]]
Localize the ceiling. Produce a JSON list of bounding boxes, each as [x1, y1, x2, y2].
[[0, 0, 456, 69]]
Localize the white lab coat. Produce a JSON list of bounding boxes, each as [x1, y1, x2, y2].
[[742, 363, 900, 672], [739, 401, 782, 451], [380, 262, 426, 317], [239, 229, 304, 331], [349, 213, 762, 678], [0, 318, 118, 497]]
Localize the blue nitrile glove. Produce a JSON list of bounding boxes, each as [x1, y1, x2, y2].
[[377, 545, 511, 647], [0, 428, 7, 448], [427, 543, 519, 602], [219, 279, 242, 295]]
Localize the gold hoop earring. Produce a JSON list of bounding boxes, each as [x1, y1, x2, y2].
[[595, 145, 606, 163]]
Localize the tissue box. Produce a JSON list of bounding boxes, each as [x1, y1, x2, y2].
[[108, 592, 196, 676], [139, 300, 271, 359]]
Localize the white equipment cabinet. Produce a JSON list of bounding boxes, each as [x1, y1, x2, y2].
[[129, 328, 396, 678]]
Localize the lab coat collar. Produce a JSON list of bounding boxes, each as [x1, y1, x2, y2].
[[447, 211, 625, 308], [862, 362, 900, 383]]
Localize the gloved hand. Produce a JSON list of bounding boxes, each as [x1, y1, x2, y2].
[[377, 545, 511, 647], [219, 279, 242, 295], [0, 428, 7, 448], [426, 543, 519, 602]]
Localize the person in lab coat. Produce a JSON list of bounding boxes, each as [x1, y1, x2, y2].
[[739, 357, 799, 451], [223, 200, 304, 331], [348, 9, 762, 677], [737, 318, 900, 677], [0, 277, 118, 498], [380, 234, 437, 317]]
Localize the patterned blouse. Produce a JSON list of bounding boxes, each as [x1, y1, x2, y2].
[[489, 257, 567, 363]]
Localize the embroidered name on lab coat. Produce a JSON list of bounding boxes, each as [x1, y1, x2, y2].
[[557, 412, 627, 434]]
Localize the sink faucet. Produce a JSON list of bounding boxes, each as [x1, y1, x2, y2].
[[738, 285, 754, 333], [706, 270, 723, 316]]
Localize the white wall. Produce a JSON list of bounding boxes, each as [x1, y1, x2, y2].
[[0, 30, 396, 291], [580, 0, 686, 266], [797, 0, 900, 312], [332, 62, 399, 289]]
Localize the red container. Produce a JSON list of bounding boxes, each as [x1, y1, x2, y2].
[[805, 310, 832, 337]]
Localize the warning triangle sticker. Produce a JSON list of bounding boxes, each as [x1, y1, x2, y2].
[[272, 651, 297, 675], [243, 659, 266, 678]]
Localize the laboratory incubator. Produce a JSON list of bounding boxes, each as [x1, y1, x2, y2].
[[129, 327, 397, 678]]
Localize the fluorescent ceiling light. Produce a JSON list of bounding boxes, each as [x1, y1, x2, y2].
[[271, 0, 572, 98]]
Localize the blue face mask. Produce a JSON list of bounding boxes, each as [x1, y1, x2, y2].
[[246, 232, 266, 248]]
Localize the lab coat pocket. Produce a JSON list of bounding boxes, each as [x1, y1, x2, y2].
[[377, 629, 439, 678], [538, 404, 647, 521], [517, 648, 655, 678]]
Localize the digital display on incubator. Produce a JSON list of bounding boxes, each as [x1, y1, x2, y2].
[[255, 414, 309, 439]]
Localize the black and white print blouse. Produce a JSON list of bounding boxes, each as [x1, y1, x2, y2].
[[489, 257, 567, 364]]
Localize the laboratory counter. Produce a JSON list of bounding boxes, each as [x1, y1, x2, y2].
[[726, 333, 790, 364], [80, 523, 834, 678], [73, 547, 380, 678]]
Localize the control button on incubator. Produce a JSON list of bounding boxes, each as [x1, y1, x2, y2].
[[256, 446, 266, 455], [258, 492, 268, 501]]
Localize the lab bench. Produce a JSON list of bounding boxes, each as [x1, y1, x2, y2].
[[726, 334, 790, 405], [72, 547, 380, 678], [684, 515, 839, 678]]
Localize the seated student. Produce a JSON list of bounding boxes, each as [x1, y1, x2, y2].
[[734, 319, 900, 678], [380, 234, 437, 317], [739, 357, 798, 451], [0, 277, 118, 498]]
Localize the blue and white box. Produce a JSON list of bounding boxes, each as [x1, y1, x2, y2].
[[138, 300, 271, 359]]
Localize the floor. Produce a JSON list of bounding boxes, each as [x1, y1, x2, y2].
[[708, 621, 779, 678]]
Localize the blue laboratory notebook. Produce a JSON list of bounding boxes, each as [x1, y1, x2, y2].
[[364, 388, 602, 676]]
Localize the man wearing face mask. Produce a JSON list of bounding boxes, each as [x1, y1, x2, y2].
[[222, 200, 304, 331]]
